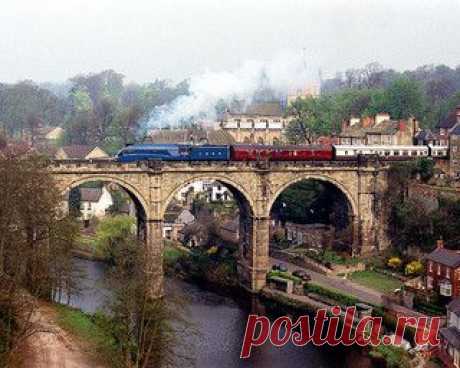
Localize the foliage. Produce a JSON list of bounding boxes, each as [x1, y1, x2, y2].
[[267, 270, 302, 284], [369, 345, 411, 368], [0, 149, 79, 365], [304, 283, 359, 306], [55, 305, 120, 366], [348, 271, 402, 293], [387, 257, 402, 269], [405, 260, 423, 275], [102, 232, 192, 367], [94, 215, 136, 259]]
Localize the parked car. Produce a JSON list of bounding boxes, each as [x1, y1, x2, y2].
[[292, 269, 312, 281], [278, 263, 288, 272]]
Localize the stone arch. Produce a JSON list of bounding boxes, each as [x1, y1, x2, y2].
[[161, 175, 256, 219], [267, 174, 358, 219], [62, 175, 149, 219]]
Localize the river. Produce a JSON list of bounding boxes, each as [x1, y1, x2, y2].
[[67, 257, 355, 368]]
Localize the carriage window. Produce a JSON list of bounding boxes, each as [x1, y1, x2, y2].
[[384, 151, 390, 156], [403, 151, 408, 156], [394, 151, 399, 156], [344, 151, 348, 155]]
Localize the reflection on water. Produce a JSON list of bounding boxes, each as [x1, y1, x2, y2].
[[69, 257, 343, 368]]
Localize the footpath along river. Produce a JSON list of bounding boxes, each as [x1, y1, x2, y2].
[[67, 257, 368, 368]]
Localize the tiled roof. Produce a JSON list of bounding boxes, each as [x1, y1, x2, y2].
[[60, 145, 95, 159], [415, 129, 435, 141], [148, 129, 235, 145], [228, 102, 284, 116], [440, 326, 460, 349], [340, 120, 399, 137], [426, 248, 460, 268], [80, 188, 103, 202], [437, 110, 459, 129]]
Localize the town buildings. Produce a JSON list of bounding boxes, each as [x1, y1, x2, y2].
[[337, 113, 420, 146], [439, 298, 460, 367], [55, 145, 109, 160], [78, 186, 114, 220], [219, 101, 291, 145], [425, 239, 460, 298]]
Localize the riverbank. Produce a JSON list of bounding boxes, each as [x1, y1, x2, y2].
[[24, 301, 108, 368]]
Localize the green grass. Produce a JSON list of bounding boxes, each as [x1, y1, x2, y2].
[[349, 270, 402, 293], [164, 244, 188, 266], [54, 305, 120, 365], [76, 234, 107, 258]]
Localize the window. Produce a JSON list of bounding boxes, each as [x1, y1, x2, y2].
[[447, 268, 451, 279], [427, 276, 433, 289], [440, 281, 452, 297], [438, 264, 441, 276], [428, 261, 433, 272]]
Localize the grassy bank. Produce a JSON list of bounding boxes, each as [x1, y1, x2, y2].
[[54, 305, 120, 366]]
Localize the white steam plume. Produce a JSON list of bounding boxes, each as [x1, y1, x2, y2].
[[146, 51, 314, 130]]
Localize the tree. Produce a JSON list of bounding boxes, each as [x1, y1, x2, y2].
[[382, 78, 425, 120], [0, 148, 79, 364]]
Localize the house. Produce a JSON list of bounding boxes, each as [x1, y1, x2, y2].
[[437, 105, 460, 136], [219, 101, 292, 145], [79, 186, 113, 220], [285, 222, 333, 248], [163, 208, 195, 241], [39, 126, 64, 141], [55, 145, 109, 160], [439, 298, 460, 367], [337, 113, 420, 146], [176, 180, 232, 204], [425, 239, 460, 298]]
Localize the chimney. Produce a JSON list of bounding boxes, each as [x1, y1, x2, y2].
[[437, 238, 444, 249], [399, 121, 406, 132], [341, 120, 349, 131], [375, 113, 390, 125], [456, 105, 460, 124], [361, 116, 374, 128]]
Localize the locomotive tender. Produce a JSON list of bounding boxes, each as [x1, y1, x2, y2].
[[116, 143, 447, 163]]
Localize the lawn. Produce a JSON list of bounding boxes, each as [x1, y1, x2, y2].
[[349, 270, 402, 293]]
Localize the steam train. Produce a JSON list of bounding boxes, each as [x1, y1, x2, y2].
[[115, 143, 447, 163]]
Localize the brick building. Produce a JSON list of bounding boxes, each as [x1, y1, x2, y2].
[[425, 239, 460, 298], [439, 298, 460, 367]]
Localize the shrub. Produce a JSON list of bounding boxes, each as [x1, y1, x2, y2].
[[405, 260, 423, 275], [304, 283, 359, 306], [387, 257, 402, 269]]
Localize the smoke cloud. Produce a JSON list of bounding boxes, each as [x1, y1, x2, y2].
[[146, 51, 315, 130]]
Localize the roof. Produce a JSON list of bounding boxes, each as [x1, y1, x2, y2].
[[58, 145, 98, 159], [451, 124, 460, 136], [80, 188, 103, 202], [340, 120, 400, 138], [415, 129, 435, 141], [447, 298, 460, 316], [227, 102, 284, 116], [438, 109, 459, 129], [176, 209, 195, 225], [440, 326, 460, 349], [426, 248, 460, 268], [148, 129, 235, 145]]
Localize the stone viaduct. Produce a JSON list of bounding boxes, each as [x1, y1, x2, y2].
[[49, 158, 390, 297]]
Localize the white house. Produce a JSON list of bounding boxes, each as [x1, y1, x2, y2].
[[176, 180, 232, 203], [79, 186, 113, 220]]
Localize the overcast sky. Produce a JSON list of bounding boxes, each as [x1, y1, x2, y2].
[[1, 0, 459, 84]]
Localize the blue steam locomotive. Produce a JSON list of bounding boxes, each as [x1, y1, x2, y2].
[[116, 144, 230, 162]]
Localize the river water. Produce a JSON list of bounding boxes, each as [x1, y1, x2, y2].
[[68, 258, 350, 368]]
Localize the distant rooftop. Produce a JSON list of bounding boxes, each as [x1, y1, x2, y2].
[[226, 102, 285, 117]]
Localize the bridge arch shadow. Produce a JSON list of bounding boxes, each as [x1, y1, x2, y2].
[[268, 175, 358, 254], [162, 176, 256, 263], [62, 176, 148, 239]]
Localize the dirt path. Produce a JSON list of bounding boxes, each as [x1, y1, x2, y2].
[[25, 303, 106, 368]]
